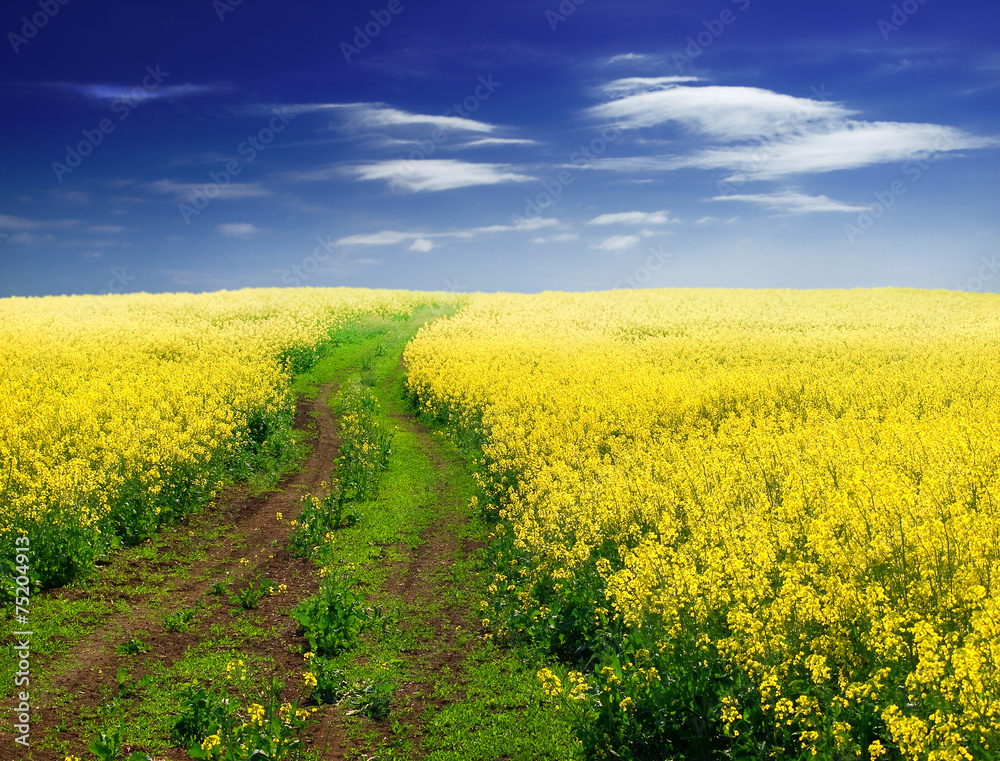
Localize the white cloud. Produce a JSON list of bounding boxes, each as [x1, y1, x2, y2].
[[336, 218, 559, 247], [586, 210, 674, 225], [6, 232, 56, 245], [600, 76, 703, 97], [587, 81, 998, 179], [695, 216, 737, 225], [408, 238, 434, 252], [682, 123, 995, 180], [295, 102, 496, 134], [593, 234, 641, 252], [591, 84, 850, 140], [353, 257, 383, 265], [604, 53, 657, 65], [279, 165, 342, 182], [460, 137, 538, 148], [66, 83, 218, 101], [146, 179, 272, 201], [711, 191, 868, 214], [0, 214, 44, 230], [217, 223, 261, 237], [337, 231, 416, 246], [88, 225, 125, 233], [532, 233, 580, 244], [0, 214, 78, 230], [353, 159, 535, 192]]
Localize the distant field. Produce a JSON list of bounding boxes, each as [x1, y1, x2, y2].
[[3, 287, 1000, 760]]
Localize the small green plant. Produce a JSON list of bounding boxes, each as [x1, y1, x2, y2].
[[177, 666, 316, 761], [88, 725, 152, 760], [115, 636, 149, 656], [347, 680, 394, 722], [116, 667, 154, 699], [230, 575, 273, 610], [208, 579, 229, 596], [292, 575, 376, 657], [290, 486, 361, 559], [171, 684, 232, 748], [163, 607, 196, 632], [303, 656, 347, 705]]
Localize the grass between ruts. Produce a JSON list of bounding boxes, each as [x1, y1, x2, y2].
[[2, 305, 580, 760]]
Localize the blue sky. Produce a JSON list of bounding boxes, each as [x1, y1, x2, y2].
[[1, 0, 998, 297]]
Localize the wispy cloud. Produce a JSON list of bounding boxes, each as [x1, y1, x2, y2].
[[87, 224, 125, 233], [587, 80, 997, 179], [593, 234, 641, 252], [61, 83, 218, 101], [217, 223, 261, 237], [586, 210, 675, 225], [146, 180, 272, 201], [591, 82, 850, 140], [459, 137, 538, 148], [336, 217, 558, 247], [603, 53, 659, 66], [297, 102, 496, 134], [0, 214, 78, 230], [600, 76, 703, 97], [711, 191, 868, 214], [532, 233, 580, 244], [352, 159, 536, 192], [678, 123, 995, 180]]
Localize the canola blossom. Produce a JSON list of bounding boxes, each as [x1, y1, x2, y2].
[[405, 288, 1000, 760], [0, 287, 447, 587]]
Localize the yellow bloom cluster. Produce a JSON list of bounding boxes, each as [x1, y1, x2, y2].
[[1, 288, 446, 582], [406, 288, 1000, 759]]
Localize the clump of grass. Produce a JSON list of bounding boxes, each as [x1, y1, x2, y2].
[[163, 607, 196, 632]]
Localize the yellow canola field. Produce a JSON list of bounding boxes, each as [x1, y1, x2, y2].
[[0, 288, 444, 583], [405, 288, 1000, 760]]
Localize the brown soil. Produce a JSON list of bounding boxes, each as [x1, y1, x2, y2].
[[0, 382, 340, 760], [305, 408, 480, 760]]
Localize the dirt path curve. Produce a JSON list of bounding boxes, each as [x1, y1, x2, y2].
[[1, 380, 341, 759]]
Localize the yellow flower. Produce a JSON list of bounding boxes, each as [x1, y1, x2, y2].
[[304, 671, 318, 688], [201, 734, 221, 751], [247, 702, 265, 726]]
